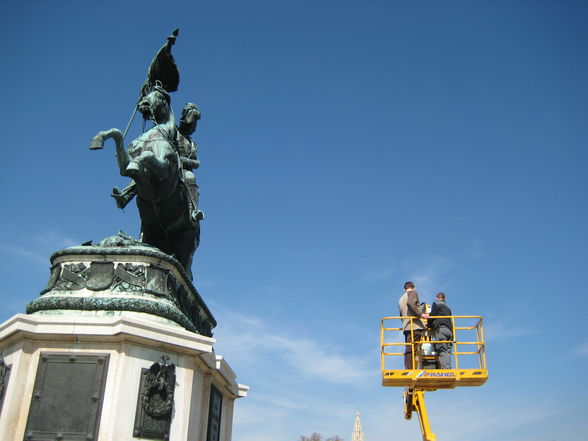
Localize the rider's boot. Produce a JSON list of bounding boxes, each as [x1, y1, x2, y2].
[[111, 185, 135, 209]]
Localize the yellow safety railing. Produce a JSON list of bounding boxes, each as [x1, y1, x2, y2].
[[380, 315, 487, 375]]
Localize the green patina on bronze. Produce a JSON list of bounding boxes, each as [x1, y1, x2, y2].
[[89, 29, 203, 281], [26, 296, 203, 335], [44, 245, 214, 322], [27, 31, 215, 338], [29, 243, 216, 336]]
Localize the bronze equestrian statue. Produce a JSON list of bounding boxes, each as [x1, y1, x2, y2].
[[89, 30, 202, 280]]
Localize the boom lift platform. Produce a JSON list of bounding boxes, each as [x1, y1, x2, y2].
[[380, 315, 488, 441]]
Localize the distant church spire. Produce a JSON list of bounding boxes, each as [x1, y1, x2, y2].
[[351, 411, 365, 441]]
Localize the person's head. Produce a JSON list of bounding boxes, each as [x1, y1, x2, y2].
[[404, 281, 415, 291], [178, 102, 201, 136], [436, 292, 446, 302]]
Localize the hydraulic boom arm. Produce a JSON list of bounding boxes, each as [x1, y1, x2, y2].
[[404, 388, 436, 441]]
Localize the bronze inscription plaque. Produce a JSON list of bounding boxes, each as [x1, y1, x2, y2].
[[24, 353, 109, 441], [206, 384, 223, 441]]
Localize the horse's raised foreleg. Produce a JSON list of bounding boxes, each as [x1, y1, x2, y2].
[[89, 129, 131, 176]]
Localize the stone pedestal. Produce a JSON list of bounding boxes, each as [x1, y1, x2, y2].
[[0, 245, 247, 441]]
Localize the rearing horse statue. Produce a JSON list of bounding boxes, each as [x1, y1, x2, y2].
[[90, 87, 199, 279]]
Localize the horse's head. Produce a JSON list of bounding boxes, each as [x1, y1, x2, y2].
[[138, 88, 171, 123]]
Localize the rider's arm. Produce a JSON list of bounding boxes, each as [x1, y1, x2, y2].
[[181, 140, 200, 170], [181, 157, 200, 170]]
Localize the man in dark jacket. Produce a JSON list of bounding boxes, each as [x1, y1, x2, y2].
[[428, 292, 453, 369]]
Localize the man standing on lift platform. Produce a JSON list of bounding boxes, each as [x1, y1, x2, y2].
[[428, 292, 454, 369], [398, 281, 429, 369]]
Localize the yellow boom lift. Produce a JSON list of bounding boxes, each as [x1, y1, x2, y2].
[[380, 314, 488, 441]]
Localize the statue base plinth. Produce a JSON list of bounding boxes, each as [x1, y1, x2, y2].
[[26, 245, 215, 336]]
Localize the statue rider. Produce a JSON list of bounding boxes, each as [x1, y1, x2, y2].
[[176, 102, 204, 223]]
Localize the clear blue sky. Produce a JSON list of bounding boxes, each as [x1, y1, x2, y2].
[[1, 1, 587, 440]]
